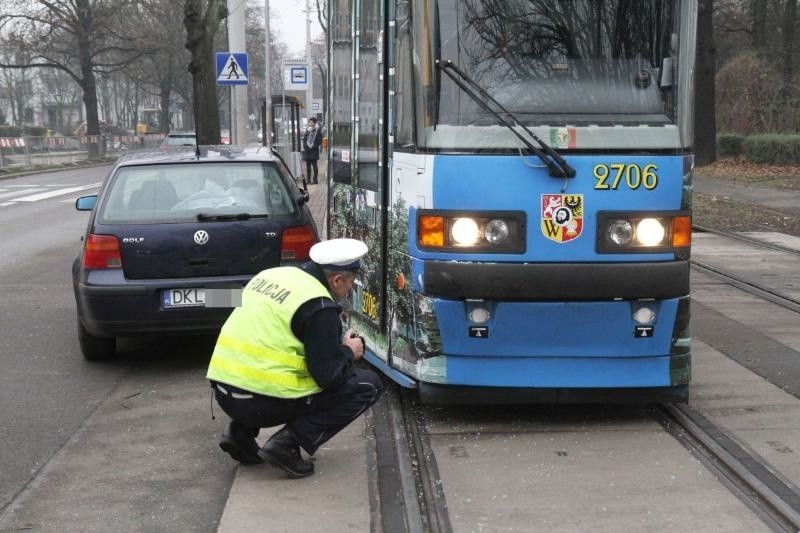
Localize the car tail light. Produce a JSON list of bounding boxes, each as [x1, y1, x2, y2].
[[281, 225, 317, 260], [83, 234, 122, 269]]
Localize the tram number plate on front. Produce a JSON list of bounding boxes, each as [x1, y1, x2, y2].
[[593, 163, 659, 191], [163, 288, 205, 308]]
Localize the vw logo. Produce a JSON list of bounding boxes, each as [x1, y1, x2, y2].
[[193, 230, 209, 245]]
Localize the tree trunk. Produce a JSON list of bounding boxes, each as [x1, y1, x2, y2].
[[160, 77, 172, 134], [184, 0, 226, 145], [76, 0, 101, 157], [79, 48, 102, 157], [694, 0, 716, 166], [752, 0, 768, 48], [781, 0, 797, 119]]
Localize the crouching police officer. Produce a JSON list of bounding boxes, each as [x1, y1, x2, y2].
[[207, 238, 384, 478]]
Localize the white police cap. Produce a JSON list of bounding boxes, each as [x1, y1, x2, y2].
[[309, 238, 368, 271]]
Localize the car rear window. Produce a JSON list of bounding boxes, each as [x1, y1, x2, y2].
[[163, 135, 195, 146], [99, 162, 297, 223]]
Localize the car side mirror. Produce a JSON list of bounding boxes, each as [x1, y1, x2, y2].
[[295, 190, 309, 206], [76, 195, 97, 211]]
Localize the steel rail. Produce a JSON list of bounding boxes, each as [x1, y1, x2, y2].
[[654, 403, 800, 532], [370, 382, 452, 532], [399, 388, 453, 533], [690, 260, 800, 314], [692, 224, 800, 257]]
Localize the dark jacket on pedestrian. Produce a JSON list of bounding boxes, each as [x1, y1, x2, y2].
[[301, 125, 323, 161]]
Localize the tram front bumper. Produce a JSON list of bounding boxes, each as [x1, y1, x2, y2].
[[423, 260, 689, 300], [418, 382, 689, 405]]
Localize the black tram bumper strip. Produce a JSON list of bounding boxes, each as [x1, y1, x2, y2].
[[691, 261, 800, 314], [654, 403, 800, 532], [422, 260, 689, 300], [418, 384, 688, 405]]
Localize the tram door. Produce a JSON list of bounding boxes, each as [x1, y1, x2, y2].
[[329, 0, 388, 349]]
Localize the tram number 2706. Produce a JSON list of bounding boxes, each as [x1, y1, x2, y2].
[[593, 163, 659, 191]]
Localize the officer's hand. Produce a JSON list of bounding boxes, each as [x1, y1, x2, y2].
[[343, 329, 365, 360]]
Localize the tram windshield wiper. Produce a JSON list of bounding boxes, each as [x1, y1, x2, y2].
[[196, 212, 269, 221], [435, 60, 576, 179]]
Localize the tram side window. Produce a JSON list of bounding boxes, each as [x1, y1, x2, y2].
[[394, 0, 414, 148], [330, 0, 353, 184], [357, 0, 381, 191]]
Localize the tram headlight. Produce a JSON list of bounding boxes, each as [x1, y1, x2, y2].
[[636, 218, 666, 246], [596, 211, 691, 253], [484, 219, 510, 244], [608, 220, 634, 245], [417, 210, 526, 253], [451, 218, 481, 246]]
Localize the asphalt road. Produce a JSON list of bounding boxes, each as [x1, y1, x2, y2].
[[0, 167, 234, 532]]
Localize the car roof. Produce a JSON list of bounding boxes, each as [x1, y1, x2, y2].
[[114, 145, 279, 167]]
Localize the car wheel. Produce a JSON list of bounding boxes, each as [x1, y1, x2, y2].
[[77, 319, 116, 360]]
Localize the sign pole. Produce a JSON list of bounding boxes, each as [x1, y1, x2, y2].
[[227, 0, 249, 145], [264, 0, 272, 145]]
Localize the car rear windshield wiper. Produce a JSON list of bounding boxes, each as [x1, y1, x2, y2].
[[196, 212, 269, 221], [436, 60, 576, 179]]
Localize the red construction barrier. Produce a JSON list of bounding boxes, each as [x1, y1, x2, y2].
[[0, 137, 26, 148]]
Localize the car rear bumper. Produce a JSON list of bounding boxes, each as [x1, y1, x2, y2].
[[74, 275, 248, 337]]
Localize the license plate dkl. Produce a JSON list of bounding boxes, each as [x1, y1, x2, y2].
[[163, 288, 205, 308]]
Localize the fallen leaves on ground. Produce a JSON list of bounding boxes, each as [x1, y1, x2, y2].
[[695, 158, 800, 190]]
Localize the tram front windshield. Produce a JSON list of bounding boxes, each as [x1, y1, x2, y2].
[[416, 0, 686, 149]]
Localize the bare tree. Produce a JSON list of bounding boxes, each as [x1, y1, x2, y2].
[[752, 0, 768, 48], [40, 68, 82, 134], [695, 0, 717, 165], [183, 0, 227, 144], [0, 0, 145, 153], [780, 0, 797, 106], [0, 44, 34, 126]]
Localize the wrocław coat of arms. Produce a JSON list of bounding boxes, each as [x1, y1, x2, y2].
[[541, 194, 583, 243]]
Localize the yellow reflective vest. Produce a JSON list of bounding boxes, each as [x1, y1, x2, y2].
[[207, 267, 332, 398]]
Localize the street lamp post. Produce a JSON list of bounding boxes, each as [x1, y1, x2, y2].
[[305, 0, 313, 119]]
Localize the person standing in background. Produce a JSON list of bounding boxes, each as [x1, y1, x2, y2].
[[302, 117, 323, 184]]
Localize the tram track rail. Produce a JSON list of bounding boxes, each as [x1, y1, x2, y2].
[[693, 224, 800, 258], [370, 379, 800, 531], [369, 381, 452, 533], [691, 224, 800, 314], [653, 402, 800, 532]]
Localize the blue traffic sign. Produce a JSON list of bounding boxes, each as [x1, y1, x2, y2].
[[216, 53, 249, 86]]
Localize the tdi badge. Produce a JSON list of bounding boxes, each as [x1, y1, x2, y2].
[[469, 326, 489, 338], [634, 326, 654, 338]]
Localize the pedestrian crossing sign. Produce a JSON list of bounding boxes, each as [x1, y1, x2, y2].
[[216, 53, 249, 86]]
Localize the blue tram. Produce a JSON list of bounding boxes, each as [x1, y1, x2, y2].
[[326, 0, 695, 403]]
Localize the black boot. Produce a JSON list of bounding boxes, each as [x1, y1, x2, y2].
[[258, 427, 314, 478], [219, 420, 264, 464]]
